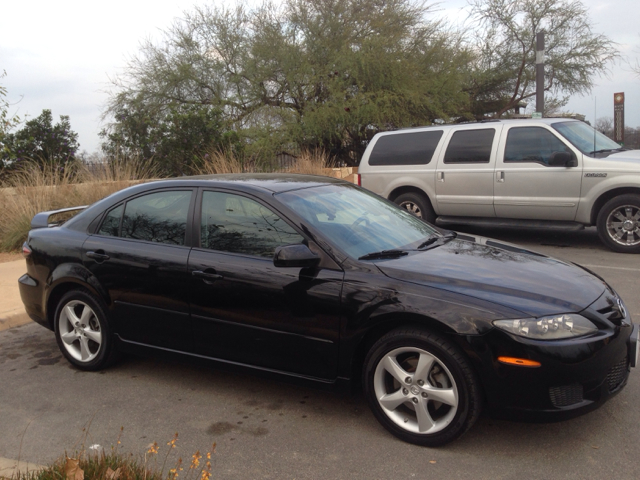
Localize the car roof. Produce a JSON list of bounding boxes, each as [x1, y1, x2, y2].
[[376, 118, 581, 135]]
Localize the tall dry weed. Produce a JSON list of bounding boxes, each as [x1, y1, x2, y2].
[[194, 149, 251, 175], [0, 158, 157, 251], [195, 148, 334, 176], [287, 149, 334, 175]]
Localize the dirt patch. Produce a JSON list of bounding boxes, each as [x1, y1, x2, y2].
[[0, 252, 22, 263]]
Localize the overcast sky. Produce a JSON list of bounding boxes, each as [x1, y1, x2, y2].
[[1, 0, 638, 154]]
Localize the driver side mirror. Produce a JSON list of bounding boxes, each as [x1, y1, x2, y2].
[[274, 244, 320, 268], [549, 151, 577, 167]]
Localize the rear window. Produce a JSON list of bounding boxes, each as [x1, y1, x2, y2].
[[444, 129, 495, 164], [368, 130, 443, 166]]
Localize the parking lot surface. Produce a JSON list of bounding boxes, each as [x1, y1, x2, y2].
[[1, 226, 639, 479]]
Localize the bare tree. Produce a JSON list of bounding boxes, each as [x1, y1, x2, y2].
[[467, 0, 618, 118]]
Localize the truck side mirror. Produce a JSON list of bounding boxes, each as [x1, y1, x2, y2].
[[549, 151, 577, 167]]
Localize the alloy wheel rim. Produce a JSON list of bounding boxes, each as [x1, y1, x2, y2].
[[400, 201, 422, 218], [606, 205, 640, 246], [373, 347, 458, 435], [58, 300, 102, 362]]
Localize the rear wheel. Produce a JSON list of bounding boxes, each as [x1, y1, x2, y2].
[[597, 194, 640, 253], [54, 289, 117, 371], [394, 192, 435, 224], [363, 328, 481, 447]]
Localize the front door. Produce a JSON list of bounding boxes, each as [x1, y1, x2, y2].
[[188, 190, 343, 380], [494, 125, 582, 220]]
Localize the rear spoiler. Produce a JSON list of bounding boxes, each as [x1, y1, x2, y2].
[[30, 206, 88, 229]]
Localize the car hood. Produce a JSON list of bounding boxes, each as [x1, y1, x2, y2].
[[373, 236, 607, 318]]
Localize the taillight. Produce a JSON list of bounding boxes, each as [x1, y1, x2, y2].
[[22, 242, 32, 257], [355, 173, 361, 186]]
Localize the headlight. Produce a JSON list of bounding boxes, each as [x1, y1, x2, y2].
[[493, 314, 597, 340]]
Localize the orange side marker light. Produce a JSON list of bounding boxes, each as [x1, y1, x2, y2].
[[498, 356, 541, 368]]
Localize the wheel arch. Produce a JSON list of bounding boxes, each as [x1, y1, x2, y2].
[[46, 264, 111, 331], [348, 313, 459, 389], [590, 187, 640, 225], [388, 186, 433, 206]]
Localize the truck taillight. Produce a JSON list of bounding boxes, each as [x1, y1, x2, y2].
[[22, 242, 32, 257], [355, 173, 361, 186]]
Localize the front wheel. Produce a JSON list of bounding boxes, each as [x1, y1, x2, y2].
[[597, 194, 640, 253], [54, 289, 117, 371], [363, 328, 481, 447]]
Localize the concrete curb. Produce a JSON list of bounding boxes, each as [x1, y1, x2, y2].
[[0, 457, 45, 478]]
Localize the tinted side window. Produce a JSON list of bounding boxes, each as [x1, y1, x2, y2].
[[98, 204, 124, 237], [121, 191, 192, 245], [505, 127, 571, 165], [369, 131, 443, 166], [444, 129, 495, 164], [201, 191, 304, 257]]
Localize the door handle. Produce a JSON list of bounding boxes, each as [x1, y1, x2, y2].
[[438, 172, 445, 182], [192, 269, 223, 284], [496, 171, 505, 183], [86, 250, 110, 262]]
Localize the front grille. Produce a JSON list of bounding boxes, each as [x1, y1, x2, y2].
[[549, 384, 584, 407], [606, 358, 629, 392]]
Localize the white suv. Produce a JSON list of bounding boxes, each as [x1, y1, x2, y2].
[[358, 118, 640, 253]]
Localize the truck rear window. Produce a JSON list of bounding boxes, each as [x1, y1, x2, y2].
[[368, 130, 443, 166]]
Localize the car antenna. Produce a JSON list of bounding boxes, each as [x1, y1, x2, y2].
[[593, 96, 597, 154]]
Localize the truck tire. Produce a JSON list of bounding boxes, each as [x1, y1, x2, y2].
[[597, 194, 640, 253]]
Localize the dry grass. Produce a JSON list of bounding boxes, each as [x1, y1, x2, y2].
[[7, 432, 216, 480], [286, 149, 332, 175], [194, 149, 249, 175], [0, 159, 158, 252], [194, 148, 334, 176]]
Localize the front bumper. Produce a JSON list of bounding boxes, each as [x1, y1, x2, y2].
[[466, 321, 635, 421]]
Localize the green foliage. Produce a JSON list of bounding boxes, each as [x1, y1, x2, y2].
[[101, 102, 242, 176], [0, 70, 22, 162], [467, 0, 618, 118], [105, 0, 471, 165], [1, 109, 79, 174]]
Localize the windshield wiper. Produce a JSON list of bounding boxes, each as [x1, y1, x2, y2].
[[417, 231, 457, 249], [358, 249, 409, 260], [589, 148, 627, 155]]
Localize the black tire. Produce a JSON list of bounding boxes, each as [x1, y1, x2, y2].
[[363, 328, 481, 447], [54, 289, 118, 371], [596, 194, 640, 253], [394, 192, 436, 224]]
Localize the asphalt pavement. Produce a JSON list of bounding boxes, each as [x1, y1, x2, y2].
[[1, 226, 639, 479]]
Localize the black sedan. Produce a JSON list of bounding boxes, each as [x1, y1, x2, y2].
[[18, 174, 638, 446]]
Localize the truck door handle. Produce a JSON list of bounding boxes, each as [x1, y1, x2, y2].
[[86, 250, 110, 262], [496, 171, 505, 183], [438, 172, 445, 182], [192, 269, 223, 284]]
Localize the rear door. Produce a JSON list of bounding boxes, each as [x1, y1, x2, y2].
[[435, 125, 502, 217], [493, 125, 582, 220], [83, 189, 194, 351], [188, 189, 344, 380]]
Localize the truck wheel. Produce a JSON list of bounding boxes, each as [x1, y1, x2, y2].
[[394, 193, 436, 224], [597, 194, 640, 253]]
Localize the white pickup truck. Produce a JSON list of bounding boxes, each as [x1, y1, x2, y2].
[[358, 118, 640, 253]]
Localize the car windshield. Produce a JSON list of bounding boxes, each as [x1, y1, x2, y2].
[[552, 121, 622, 155], [277, 184, 439, 259]]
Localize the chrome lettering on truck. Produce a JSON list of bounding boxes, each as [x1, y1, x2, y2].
[[584, 173, 607, 177]]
